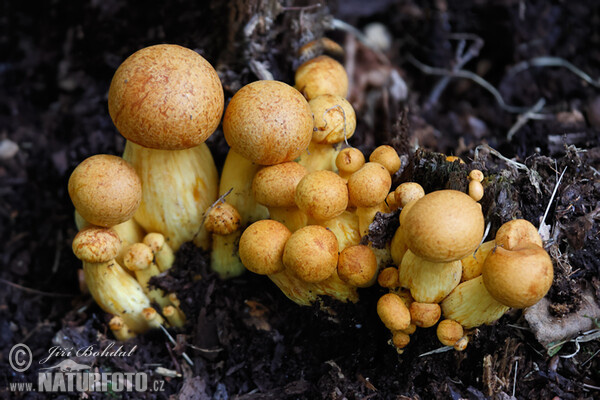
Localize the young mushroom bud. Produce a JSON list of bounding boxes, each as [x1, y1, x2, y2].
[[436, 319, 464, 347], [295, 55, 349, 100], [409, 302, 441, 328], [335, 147, 365, 181], [295, 170, 348, 223], [109, 316, 136, 341], [204, 203, 241, 236], [239, 220, 291, 275], [252, 162, 308, 231], [347, 162, 392, 235], [162, 305, 186, 328], [378, 267, 400, 288], [469, 169, 484, 183], [377, 293, 411, 331], [337, 245, 378, 288], [123, 243, 170, 308], [143, 233, 175, 272], [392, 331, 411, 350], [403, 190, 484, 262], [223, 80, 313, 166], [369, 145, 401, 176], [309, 94, 356, 144], [394, 182, 425, 208], [282, 225, 339, 283], [468, 180, 484, 202], [109, 44, 222, 251], [68, 154, 142, 228]]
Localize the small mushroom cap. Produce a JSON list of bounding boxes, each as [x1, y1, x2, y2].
[[68, 154, 142, 228], [309, 94, 356, 144], [282, 225, 339, 283], [436, 319, 464, 346], [404, 190, 485, 262], [392, 331, 411, 349], [123, 243, 154, 271], [204, 203, 241, 235], [394, 182, 425, 208], [494, 219, 543, 251], [482, 244, 554, 308], [377, 293, 411, 331], [239, 220, 291, 275], [252, 162, 308, 208], [409, 302, 441, 328], [108, 44, 224, 150], [468, 180, 484, 202], [369, 145, 401, 175], [223, 80, 313, 165], [347, 162, 392, 208], [295, 55, 349, 100], [469, 169, 484, 183], [378, 267, 400, 288], [72, 226, 121, 263], [143, 232, 166, 252], [335, 147, 365, 176], [337, 245, 378, 287], [295, 170, 348, 221]]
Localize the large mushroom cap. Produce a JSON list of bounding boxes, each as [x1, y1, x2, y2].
[[223, 80, 313, 165], [252, 162, 308, 208], [239, 220, 291, 275], [68, 154, 142, 227], [108, 44, 224, 150], [482, 243, 554, 309], [282, 225, 339, 283], [404, 190, 484, 262]]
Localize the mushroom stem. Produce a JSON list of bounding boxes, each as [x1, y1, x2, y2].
[[268, 207, 308, 232], [109, 316, 137, 341], [162, 305, 186, 328], [211, 150, 269, 278], [143, 233, 175, 272], [123, 140, 218, 251], [440, 276, 510, 329], [297, 141, 341, 172]]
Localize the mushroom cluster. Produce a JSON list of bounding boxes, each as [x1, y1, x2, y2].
[[376, 169, 554, 353], [68, 44, 224, 339]]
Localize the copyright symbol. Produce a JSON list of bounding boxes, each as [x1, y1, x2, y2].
[[9, 344, 32, 372]]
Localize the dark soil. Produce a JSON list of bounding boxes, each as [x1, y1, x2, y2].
[[1, 1, 599, 399]]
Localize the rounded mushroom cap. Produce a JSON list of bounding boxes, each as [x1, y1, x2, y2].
[[436, 319, 464, 346], [123, 243, 154, 271], [143, 232, 166, 252], [252, 162, 308, 208], [295, 170, 348, 221], [335, 147, 365, 176], [392, 331, 411, 349], [239, 220, 291, 275], [309, 94, 356, 144], [469, 169, 484, 183], [347, 162, 392, 208], [223, 80, 313, 165], [108, 44, 224, 150], [369, 145, 401, 175], [72, 226, 121, 263], [68, 154, 142, 228], [377, 293, 411, 331], [468, 180, 484, 201], [295, 55, 349, 100], [204, 203, 241, 235], [394, 182, 425, 208], [482, 244, 554, 308], [409, 302, 441, 328], [404, 190, 484, 262], [378, 266, 400, 288], [282, 225, 339, 283], [337, 245, 378, 287], [494, 219, 543, 251]]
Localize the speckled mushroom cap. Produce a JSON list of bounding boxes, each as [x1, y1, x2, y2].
[[252, 162, 308, 208], [294, 55, 348, 100], [282, 225, 339, 283], [337, 244, 378, 287], [108, 44, 224, 150], [309, 94, 356, 144], [295, 170, 348, 221], [347, 162, 392, 208], [72, 226, 121, 263], [239, 220, 291, 275], [223, 80, 313, 165], [68, 154, 142, 227], [403, 190, 484, 262], [482, 243, 553, 309]]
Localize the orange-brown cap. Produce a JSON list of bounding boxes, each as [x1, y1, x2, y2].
[[369, 145, 401, 175], [295, 55, 348, 100], [337, 245, 378, 287], [377, 293, 411, 331], [223, 80, 313, 165], [72, 226, 121, 263], [295, 170, 348, 221], [282, 225, 339, 283], [108, 44, 224, 150], [347, 162, 392, 208], [252, 162, 308, 208], [436, 319, 464, 346], [309, 94, 356, 144], [335, 147, 365, 178], [239, 220, 292, 275], [68, 154, 142, 228]]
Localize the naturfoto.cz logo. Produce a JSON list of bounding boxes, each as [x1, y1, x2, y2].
[[6, 343, 165, 394]]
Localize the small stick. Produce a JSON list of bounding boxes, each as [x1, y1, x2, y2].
[[512, 360, 518, 398], [159, 324, 194, 367], [538, 167, 567, 234], [507, 98, 547, 141]]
